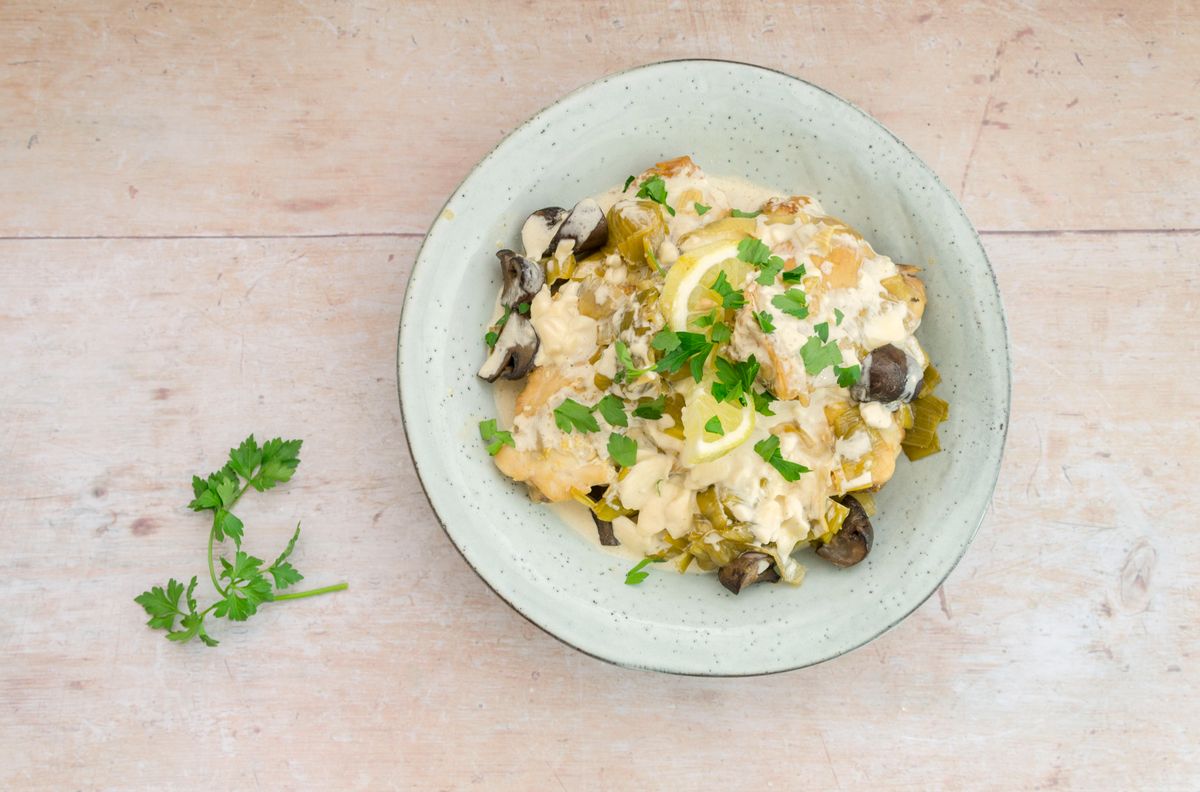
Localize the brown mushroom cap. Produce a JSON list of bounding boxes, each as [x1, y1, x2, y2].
[[497, 249, 545, 308], [849, 344, 924, 404], [718, 551, 781, 594], [816, 497, 873, 567]]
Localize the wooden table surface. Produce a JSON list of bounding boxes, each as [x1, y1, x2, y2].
[[2, 2, 1197, 789]]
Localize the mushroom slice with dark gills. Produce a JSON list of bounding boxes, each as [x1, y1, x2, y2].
[[521, 207, 568, 260], [718, 551, 780, 594], [816, 496, 873, 567], [849, 343, 924, 404], [478, 249, 545, 382], [546, 198, 608, 259], [587, 485, 620, 546]]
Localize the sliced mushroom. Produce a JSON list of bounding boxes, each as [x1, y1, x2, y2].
[[497, 249, 545, 308], [585, 485, 619, 546], [477, 313, 538, 381], [849, 344, 924, 404], [816, 497, 873, 567], [521, 207, 568, 261], [547, 198, 608, 259], [718, 551, 780, 594]]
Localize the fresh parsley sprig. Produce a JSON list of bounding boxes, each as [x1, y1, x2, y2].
[[754, 434, 810, 482], [625, 556, 665, 585], [134, 435, 347, 647], [652, 329, 713, 382], [636, 175, 676, 216]]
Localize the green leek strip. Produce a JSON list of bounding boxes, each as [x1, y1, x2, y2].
[[902, 393, 949, 460]]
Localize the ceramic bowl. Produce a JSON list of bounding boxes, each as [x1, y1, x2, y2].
[[397, 60, 1010, 675]]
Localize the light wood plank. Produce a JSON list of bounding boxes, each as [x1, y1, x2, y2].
[[1, 1, 1197, 237], [0, 232, 1196, 789]]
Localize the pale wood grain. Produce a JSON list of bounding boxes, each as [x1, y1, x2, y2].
[[0, 232, 1197, 790], [0, 0, 1197, 238], [2, 0, 1199, 789]]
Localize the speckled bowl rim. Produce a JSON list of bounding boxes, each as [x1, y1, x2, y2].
[[396, 58, 1012, 676]]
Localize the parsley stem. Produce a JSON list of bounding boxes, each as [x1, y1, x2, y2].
[[274, 582, 348, 601], [207, 516, 226, 595]]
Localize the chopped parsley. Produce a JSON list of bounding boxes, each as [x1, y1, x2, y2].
[[737, 237, 771, 266], [607, 432, 638, 468], [485, 306, 512, 349], [636, 174, 676, 216], [623, 175, 635, 192], [711, 270, 746, 310], [752, 389, 777, 417], [834, 364, 862, 388], [814, 321, 830, 343], [834, 308, 845, 325], [731, 208, 762, 218], [516, 302, 531, 315], [614, 339, 651, 382], [711, 355, 759, 406], [753, 435, 810, 482], [645, 242, 664, 275], [754, 310, 775, 334], [653, 330, 713, 382], [755, 255, 785, 285], [632, 396, 666, 420], [781, 265, 806, 284], [553, 398, 600, 434], [693, 310, 717, 329], [478, 419, 515, 456], [596, 394, 627, 427], [704, 416, 725, 436], [694, 202, 711, 215], [771, 288, 809, 319], [651, 328, 681, 352], [710, 321, 732, 343], [625, 557, 664, 585], [799, 335, 843, 376]]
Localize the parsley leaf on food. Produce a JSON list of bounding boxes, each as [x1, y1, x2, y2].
[[710, 321, 732, 343], [755, 255, 785, 285], [632, 396, 667, 420], [814, 321, 830, 343], [694, 202, 711, 215], [781, 265, 806, 284], [479, 419, 515, 455], [650, 328, 680, 352], [614, 339, 651, 383], [704, 416, 724, 436], [834, 364, 862, 388], [654, 331, 712, 382], [711, 270, 746, 310], [636, 174, 676, 216], [731, 208, 762, 218], [752, 389, 777, 417], [623, 175, 635, 192], [771, 289, 809, 319], [596, 394, 628, 427], [607, 432, 638, 468], [553, 398, 600, 434], [799, 335, 843, 376], [834, 308, 845, 325], [693, 310, 716, 329], [737, 237, 771, 266], [753, 435, 810, 482], [754, 310, 775, 334], [711, 355, 760, 406]]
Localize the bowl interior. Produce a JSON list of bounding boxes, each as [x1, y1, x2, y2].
[[398, 60, 1010, 675]]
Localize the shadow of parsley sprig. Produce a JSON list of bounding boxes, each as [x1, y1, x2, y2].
[[134, 435, 347, 647]]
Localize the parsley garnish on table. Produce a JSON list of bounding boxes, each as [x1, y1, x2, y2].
[[134, 435, 347, 647]]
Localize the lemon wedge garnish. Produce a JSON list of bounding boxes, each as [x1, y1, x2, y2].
[[682, 386, 755, 465], [661, 241, 756, 332]]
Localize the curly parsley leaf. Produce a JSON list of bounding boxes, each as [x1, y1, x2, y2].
[[607, 432, 638, 468], [596, 395, 628, 428], [553, 398, 600, 434], [636, 174, 675, 216], [799, 335, 843, 376], [479, 419, 515, 456]]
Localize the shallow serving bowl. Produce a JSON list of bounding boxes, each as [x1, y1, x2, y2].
[[397, 59, 1010, 675]]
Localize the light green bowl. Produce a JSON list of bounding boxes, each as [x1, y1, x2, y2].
[[398, 60, 1010, 675]]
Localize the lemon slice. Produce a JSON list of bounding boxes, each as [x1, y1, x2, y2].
[[661, 241, 757, 332], [682, 386, 756, 465]]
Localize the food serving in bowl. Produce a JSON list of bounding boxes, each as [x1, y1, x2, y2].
[[476, 155, 949, 593]]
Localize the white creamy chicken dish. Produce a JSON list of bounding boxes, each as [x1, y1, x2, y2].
[[476, 157, 948, 594]]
